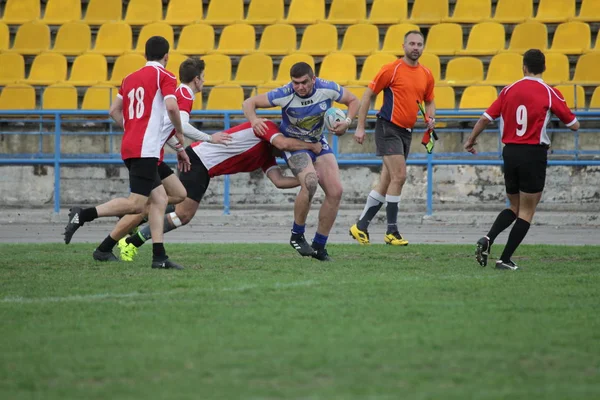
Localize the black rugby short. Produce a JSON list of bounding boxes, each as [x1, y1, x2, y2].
[[124, 157, 162, 197], [502, 144, 549, 194], [157, 161, 174, 180], [374, 117, 412, 157], [178, 147, 211, 203]]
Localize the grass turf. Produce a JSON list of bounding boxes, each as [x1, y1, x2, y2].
[[1, 243, 599, 400]]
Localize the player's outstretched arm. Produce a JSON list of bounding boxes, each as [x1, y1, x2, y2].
[[242, 93, 272, 136], [266, 167, 300, 189], [464, 116, 491, 155], [271, 135, 322, 154], [354, 88, 375, 145], [109, 96, 124, 128]]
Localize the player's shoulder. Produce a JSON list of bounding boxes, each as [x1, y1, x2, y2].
[[268, 82, 294, 98], [176, 84, 194, 101], [314, 77, 342, 92]]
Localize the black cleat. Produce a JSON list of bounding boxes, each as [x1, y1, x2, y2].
[[92, 248, 118, 262], [64, 206, 83, 244], [475, 236, 491, 267], [495, 260, 519, 271], [151, 258, 185, 270], [290, 233, 316, 257], [312, 248, 333, 262]]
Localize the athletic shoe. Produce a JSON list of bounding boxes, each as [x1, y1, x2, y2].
[[118, 237, 138, 262], [495, 260, 519, 271], [349, 224, 370, 245], [312, 248, 332, 262], [92, 248, 118, 262], [64, 206, 83, 244], [384, 232, 409, 246], [475, 236, 491, 267], [151, 258, 185, 270], [290, 233, 316, 257]]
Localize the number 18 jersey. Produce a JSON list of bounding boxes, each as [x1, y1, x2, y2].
[[117, 61, 177, 160], [483, 77, 577, 145]]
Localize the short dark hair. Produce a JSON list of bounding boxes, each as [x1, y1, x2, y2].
[[145, 36, 170, 61], [404, 30, 424, 42], [290, 62, 314, 79], [523, 49, 546, 74], [179, 58, 205, 83]]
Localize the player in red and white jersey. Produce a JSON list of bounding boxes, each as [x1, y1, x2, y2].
[[64, 36, 191, 270], [464, 49, 580, 271], [116, 121, 324, 258]]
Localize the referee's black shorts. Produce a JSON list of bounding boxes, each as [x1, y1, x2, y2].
[[124, 157, 161, 197], [178, 147, 211, 203], [502, 144, 549, 194]]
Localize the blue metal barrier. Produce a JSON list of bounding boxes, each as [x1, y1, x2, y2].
[[1, 110, 599, 215]]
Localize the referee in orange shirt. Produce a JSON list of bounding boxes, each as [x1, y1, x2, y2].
[[350, 30, 436, 245]]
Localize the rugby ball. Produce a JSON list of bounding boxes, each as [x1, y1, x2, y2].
[[323, 107, 346, 132]]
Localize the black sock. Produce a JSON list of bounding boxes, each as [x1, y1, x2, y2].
[[127, 233, 146, 248], [152, 243, 167, 261], [500, 218, 530, 262], [97, 235, 117, 252], [165, 204, 175, 214], [487, 208, 517, 243], [80, 207, 98, 223], [386, 202, 399, 234]]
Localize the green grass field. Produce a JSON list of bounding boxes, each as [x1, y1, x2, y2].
[[1, 243, 599, 400]]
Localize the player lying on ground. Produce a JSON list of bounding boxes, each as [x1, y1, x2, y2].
[[116, 120, 322, 262], [92, 57, 231, 262]]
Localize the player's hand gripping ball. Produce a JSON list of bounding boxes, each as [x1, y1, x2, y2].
[[323, 107, 347, 132]]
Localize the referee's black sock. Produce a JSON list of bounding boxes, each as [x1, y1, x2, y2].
[[80, 207, 98, 223], [499, 218, 530, 262], [152, 243, 167, 261], [487, 208, 517, 243], [97, 235, 117, 253]]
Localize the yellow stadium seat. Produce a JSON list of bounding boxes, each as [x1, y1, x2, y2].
[[573, 0, 600, 23], [107, 53, 147, 86], [553, 85, 585, 109], [83, 0, 122, 25], [204, 0, 243, 25], [164, 0, 203, 25], [177, 24, 214, 54], [319, 52, 356, 85], [257, 24, 296, 55], [549, 22, 591, 55], [90, 22, 132, 56], [424, 23, 463, 55], [459, 86, 497, 109], [192, 91, 203, 110], [571, 52, 600, 85], [534, 0, 575, 23], [419, 53, 441, 82], [211, 24, 255, 55], [364, 0, 407, 24], [42, 0, 81, 25], [434, 86, 456, 109], [245, 0, 284, 25], [285, 0, 325, 24], [503, 21, 548, 54], [23, 53, 67, 86], [124, 0, 162, 25], [443, 0, 491, 23], [67, 53, 107, 86], [271, 53, 315, 85], [325, 0, 366, 24], [134, 22, 174, 54], [484, 53, 523, 86], [589, 86, 600, 108], [206, 85, 244, 110], [233, 53, 273, 86], [165, 52, 188, 82], [0, 53, 25, 85], [340, 23, 379, 56], [410, 0, 448, 24], [542, 53, 570, 85], [52, 22, 91, 56], [9, 21, 50, 55], [42, 84, 78, 110], [298, 23, 338, 55], [443, 57, 484, 86], [0, 22, 9, 51], [2, 0, 39, 24], [0, 84, 36, 110], [457, 22, 505, 56], [202, 54, 232, 86], [336, 86, 366, 110], [490, 0, 532, 23], [380, 23, 420, 55], [82, 85, 119, 110], [352, 53, 397, 85]]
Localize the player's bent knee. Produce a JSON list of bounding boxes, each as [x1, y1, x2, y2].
[[305, 173, 318, 198]]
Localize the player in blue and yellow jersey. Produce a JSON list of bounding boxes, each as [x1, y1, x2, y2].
[[243, 62, 359, 261]]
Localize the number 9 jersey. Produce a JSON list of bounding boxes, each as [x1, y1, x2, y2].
[[117, 61, 177, 160]]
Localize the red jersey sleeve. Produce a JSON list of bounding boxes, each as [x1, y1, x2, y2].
[[177, 90, 194, 116], [158, 68, 177, 101], [261, 156, 277, 173], [549, 87, 578, 127], [483, 89, 504, 121], [368, 63, 395, 95], [256, 120, 282, 143]]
